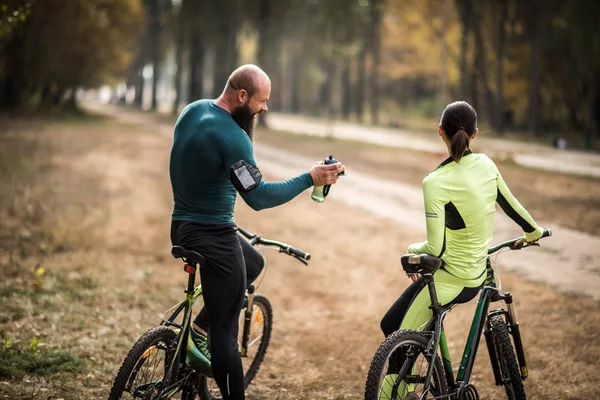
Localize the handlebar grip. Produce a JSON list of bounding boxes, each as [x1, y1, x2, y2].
[[288, 246, 311, 261]]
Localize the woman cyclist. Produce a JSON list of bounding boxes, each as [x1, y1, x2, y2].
[[379, 101, 544, 397]]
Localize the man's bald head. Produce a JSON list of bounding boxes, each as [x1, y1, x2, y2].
[[225, 64, 270, 98], [220, 64, 271, 141]]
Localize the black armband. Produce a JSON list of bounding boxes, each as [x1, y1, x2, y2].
[[230, 160, 262, 192]]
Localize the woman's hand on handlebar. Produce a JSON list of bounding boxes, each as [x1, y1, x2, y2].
[[513, 237, 536, 248], [513, 227, 546, 248]]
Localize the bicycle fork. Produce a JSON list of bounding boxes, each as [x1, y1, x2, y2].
[[240, 284, 255, 357], [484, 292, 529, 385]]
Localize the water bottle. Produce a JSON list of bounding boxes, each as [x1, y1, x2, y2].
[[311, 155, 344, 203]]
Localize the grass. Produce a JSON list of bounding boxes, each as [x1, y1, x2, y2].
[[0, 342, 86, 378]]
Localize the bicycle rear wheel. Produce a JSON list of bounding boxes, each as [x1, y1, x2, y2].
[[197, 294, 273, 400], [489, 316, 526, 400], [109, 326, 177, 400], [364, 329, 448, 400]]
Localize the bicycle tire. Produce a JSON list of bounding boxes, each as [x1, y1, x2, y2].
[[364, 329, 448, 400], [109, 325, 177, 400], [197, 294, 273, 400], [489, 315, 526, 400]]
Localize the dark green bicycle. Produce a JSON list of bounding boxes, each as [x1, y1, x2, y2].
[[109, 226, 310, 400], [364, 229, 552, 400]]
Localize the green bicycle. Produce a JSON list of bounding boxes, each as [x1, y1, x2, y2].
[[364, 229, 552, 400], [109, 226, 311, 400]]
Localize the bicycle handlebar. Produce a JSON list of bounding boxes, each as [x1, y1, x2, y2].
[[236, 226, 311, 263], [487, 229, 552, 255]]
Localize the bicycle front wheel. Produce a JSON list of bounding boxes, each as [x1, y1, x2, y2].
[[109, 326, 177, 400], [364, 329, 448, 400], [197, 294, 273, 400], [489, 316, 526, 400]]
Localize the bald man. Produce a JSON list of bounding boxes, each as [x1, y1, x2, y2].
[[169, 64, 344, 399]]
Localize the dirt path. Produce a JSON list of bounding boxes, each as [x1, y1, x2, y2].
[[89, 103, 600, 300], [267, 113, 600, 178], [2, 111, 599, 399]]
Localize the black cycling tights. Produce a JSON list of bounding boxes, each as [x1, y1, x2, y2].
[[171, 221, 264, 400]]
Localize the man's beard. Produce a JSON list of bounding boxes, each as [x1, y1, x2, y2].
[[231, 103, 257, 142]]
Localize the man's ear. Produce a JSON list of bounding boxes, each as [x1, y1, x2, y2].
[[237, 89, 248, 104]]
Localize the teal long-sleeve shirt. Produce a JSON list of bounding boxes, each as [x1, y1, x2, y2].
[[169, 100, 314, 224]]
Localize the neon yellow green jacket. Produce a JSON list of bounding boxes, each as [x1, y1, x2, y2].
[[408, 151, 544, 283]]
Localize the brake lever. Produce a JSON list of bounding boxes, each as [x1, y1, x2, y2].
[[292, 255, 309, 266], [278, 248, 309, 265]]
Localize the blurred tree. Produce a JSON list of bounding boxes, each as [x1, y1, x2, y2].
[[527, 0, 544, 135], [171, 0, 185, 114], [0, 0, 143, 110], [493, 0, 509, 134], [211, 0, 241, 98], [369, 0, 382, 125], [187, 0, 206, 102], [147, 0, 168, 111], [455, 0, 472, 101]]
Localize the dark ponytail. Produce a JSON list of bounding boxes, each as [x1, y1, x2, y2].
[[440, 101, 478, 163], [451, 129, 470, 163]]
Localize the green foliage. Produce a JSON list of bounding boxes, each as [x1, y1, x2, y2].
[[0, 0, 144, 109], [0, 335, 87, 378], [0, 1, 32, 39]]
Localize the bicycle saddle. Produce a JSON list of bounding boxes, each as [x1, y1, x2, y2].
[[171, 245, 206, 266], [401, 254, 442, 275]]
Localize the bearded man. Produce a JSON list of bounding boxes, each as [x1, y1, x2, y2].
[[168, 64, 344, 399]]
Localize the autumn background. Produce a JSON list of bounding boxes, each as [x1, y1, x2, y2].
[[1, 1, 600, 399]]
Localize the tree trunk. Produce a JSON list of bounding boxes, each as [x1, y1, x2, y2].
[[529, 0, 544, 136], [256, 0, 271, 126], [188, 22, 205, 102], [212, 0, 239, 98], [148, 0, 161, 111], [457, 0, 472, 99], [595, 73, 600, 140], [437, 0, 449, 113], [290, 48, 301, 113], [495, 0, 508, 133], [472, 1, 495, 124], [341, 57, 352, 120], [134, 67, 144, 108], [355, 43, 367, 122], [369, 0, 382, 125], [586, 75, 598, 149], [470, 70, 478, 113], [317, 60, 334, 117], [172, 3, 185, 114], [67, 87, 77, 109]]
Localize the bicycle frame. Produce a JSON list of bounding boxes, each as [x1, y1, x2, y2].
[[418, 263, 528, 399], [152, 254, 262, 398], [410, 264, 498, 398], [438, 278, 496, 392]]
